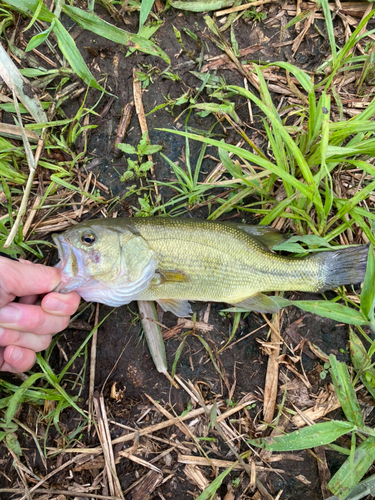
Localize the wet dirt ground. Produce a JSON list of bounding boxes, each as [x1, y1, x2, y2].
[[1, 2, 375, 499]]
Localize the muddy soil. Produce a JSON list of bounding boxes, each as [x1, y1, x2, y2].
[[1, 3, 374, 500]]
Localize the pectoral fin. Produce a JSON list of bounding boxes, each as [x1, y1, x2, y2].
[[153, 270, 190, 284], [157, 299, 193, 317], [231, 293, 281, 313]]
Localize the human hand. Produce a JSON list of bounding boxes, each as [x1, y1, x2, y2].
[[0, 257, 81, 373]]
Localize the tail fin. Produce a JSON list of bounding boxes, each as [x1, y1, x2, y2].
[[314, 244, 369, 292]]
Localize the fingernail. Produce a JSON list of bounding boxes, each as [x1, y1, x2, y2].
[[0, 305, 21, 324], [9, 346, 23, 362], [43, 297, 64, 312]]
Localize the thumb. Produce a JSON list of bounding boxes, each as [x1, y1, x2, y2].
[[0, 258, 61, 308]]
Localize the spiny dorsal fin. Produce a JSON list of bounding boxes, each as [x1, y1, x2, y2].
[[233, 224, 290, 249]]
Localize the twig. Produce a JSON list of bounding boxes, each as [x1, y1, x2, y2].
[[262, 311, 282, 423], [112, 102, 134, 158], [111, 405, 212, 446], [88, 303, 100, 434], [0, 489, 122, 499], [215, 0, 272, 17], [133, 68, 159, 194], [178, 455, 284, 472], [18, 454, 96, 500], [94, 393, 125, 499]]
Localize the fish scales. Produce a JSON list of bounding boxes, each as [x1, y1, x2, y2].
[[53, 217, 369, 315], [128, 218, 321, 302]]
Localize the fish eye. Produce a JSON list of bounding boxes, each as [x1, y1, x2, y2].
[[81, 232, 96, 245]]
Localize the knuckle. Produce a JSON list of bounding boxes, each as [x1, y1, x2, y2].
[[39, 335, 52, 351], [0, 327, 20, 345], [28, 308, 46, 332], [58, 316, 70, 333]]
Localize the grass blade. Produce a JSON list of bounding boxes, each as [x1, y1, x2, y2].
[[52, 19, 106, 92], [319, 0, 337, 64], [329, 355, 364, 428], [196, 462, 236, 499], [249, 421, 356, 451], [169, 0, 235, 12], [328, 436, 375, 499], [63, 4, 170, 64], [271, 297, 370, 326], [360, 246, 375, 323], [4, 373, 44, 425], [139, 0, 154, 30], [349, 329, 375, 401], [158, 128, 314, 200]]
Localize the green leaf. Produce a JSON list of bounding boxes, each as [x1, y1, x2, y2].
[[266, 61, 314, 93], [349, 329, 375, 400], [360, 246, 375, 322], [139, 161, 154, 172], [169, 0, 235, 12], [272, 297, 370, 326], [139, 0, 154, 30], [141, 144, 163, 155], [52, 19, 106, 92], [272, 241, 306, 253], [196, 462, 237, 500], [249, 421, 356, 451], [328, 436, 375, 499], [171, 338, 186, 378], [6, 432, 22, 456], [329, 355, 364, 428], [283, 8, 315, 31], [4, 373, 44, 425], [319, 0, 337, 64], [273, 235, 332, 252], [25, 22, 54, 52], [63, 4, 170, 64], [116, 143, 137, 155], [157, 129, 315, 200]]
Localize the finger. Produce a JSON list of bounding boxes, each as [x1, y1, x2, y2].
[[19, 295, 39, 305], [0, 258, 61, 308], [0, 303, 71, 335], [0, 346, 36, 373], [0, 327, 52, 351], [42, 292, 81, 317]]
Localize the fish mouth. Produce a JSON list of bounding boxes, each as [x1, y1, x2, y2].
[[52, 233, 85, 293]]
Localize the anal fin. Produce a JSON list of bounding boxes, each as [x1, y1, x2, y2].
[[231, 293, 281, 314], [157, 298, 193, 317]]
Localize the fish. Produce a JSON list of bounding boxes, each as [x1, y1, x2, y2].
[[52, 217, 369, 317]]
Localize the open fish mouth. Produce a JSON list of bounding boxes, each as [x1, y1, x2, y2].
[[52, 233, 86, 293]]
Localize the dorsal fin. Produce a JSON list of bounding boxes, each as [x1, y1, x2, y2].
[[226, 223, 290, 249]]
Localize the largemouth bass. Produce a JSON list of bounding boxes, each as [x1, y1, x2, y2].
[[53, 217, 369, 316]]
